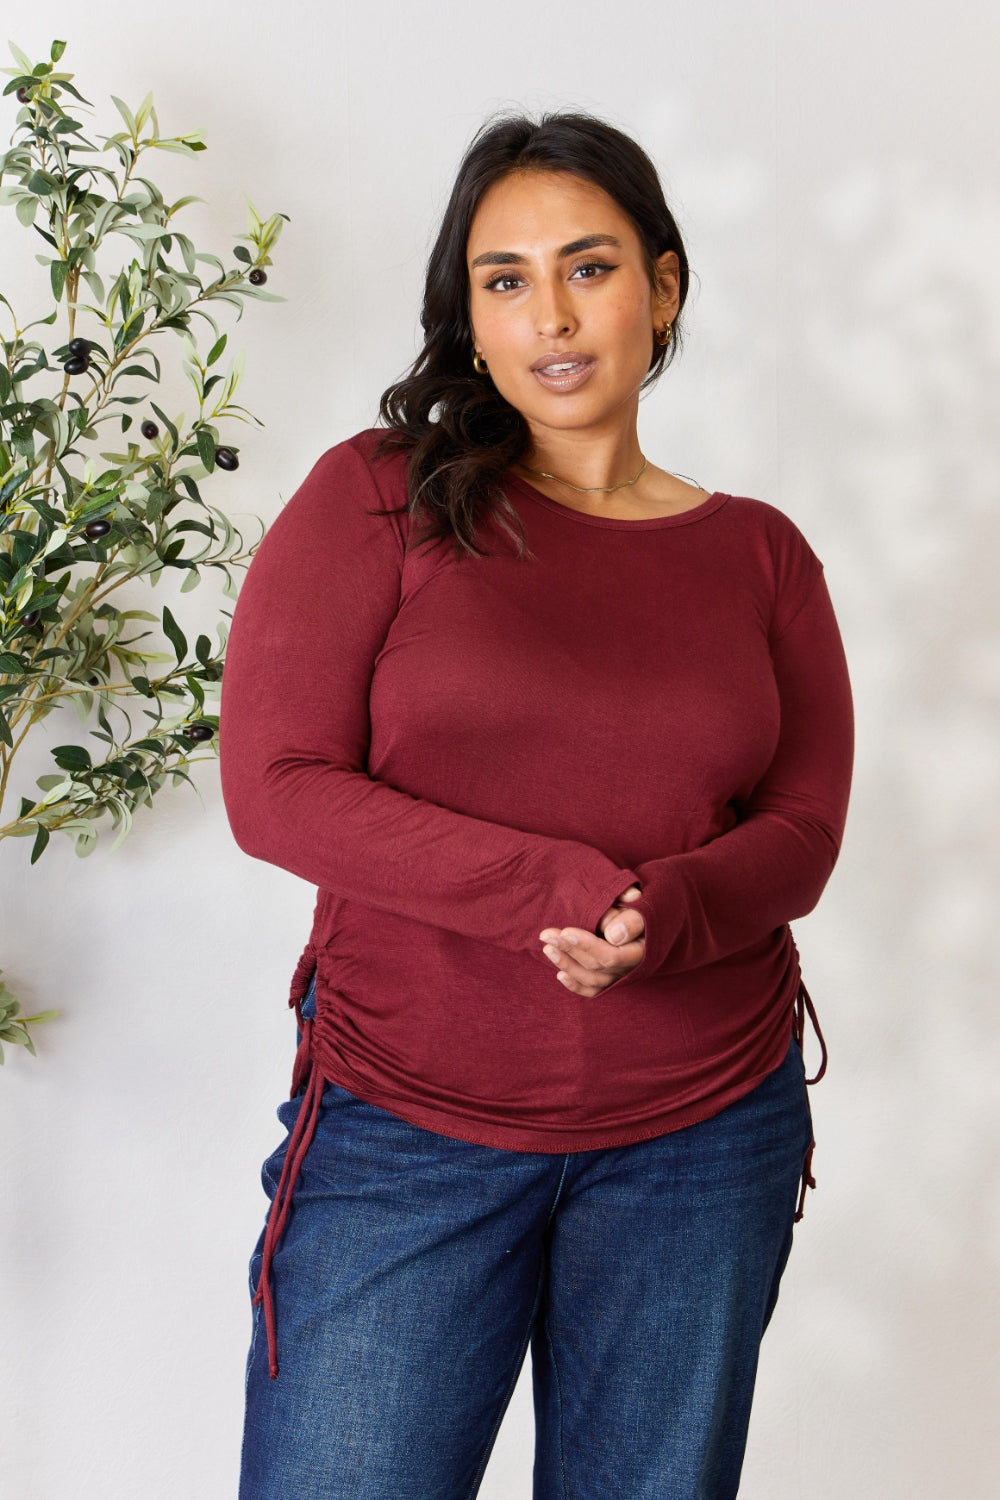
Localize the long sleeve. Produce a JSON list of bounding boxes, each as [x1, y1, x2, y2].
[[218, 438, 636, 955], [611, 569, 854, 985]]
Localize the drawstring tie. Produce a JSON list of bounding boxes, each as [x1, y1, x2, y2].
[[252, 958, 323, 1380], [792, 978, 828, 1222], [249, 965, 830, 1370]]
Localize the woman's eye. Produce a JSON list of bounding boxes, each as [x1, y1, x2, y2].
[[570, 260, 615, 280], [483, 272, 524, 292], [481, 260, 616, 292]]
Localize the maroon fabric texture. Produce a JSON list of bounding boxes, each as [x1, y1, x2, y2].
[[220, 430, 853, 1151]]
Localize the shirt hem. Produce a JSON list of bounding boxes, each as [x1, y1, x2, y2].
[[308, 1023, 794, 1155]]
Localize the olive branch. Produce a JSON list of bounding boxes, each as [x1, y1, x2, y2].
[[0, 38, 287, 1059]]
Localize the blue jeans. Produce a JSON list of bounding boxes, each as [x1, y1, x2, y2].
[[239, 971, 812, 1500]]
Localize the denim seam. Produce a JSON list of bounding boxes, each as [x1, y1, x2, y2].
[[462, 1253, 550, 1500], [540, 1156, 573, 1500], [545, 1153, 572, 1226], [239, 1254, 264, 1486], [464, 1157, 571, 1497], [542, 1307, 571, 1500]]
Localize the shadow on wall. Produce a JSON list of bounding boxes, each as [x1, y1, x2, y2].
[[630, 122, 1000, 1491], [785, 160, 1000, 1485]]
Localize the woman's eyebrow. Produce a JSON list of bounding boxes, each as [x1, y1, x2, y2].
[[470, 234, 623, 268]]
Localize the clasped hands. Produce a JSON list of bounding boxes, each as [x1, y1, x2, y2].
[[539, 884, 645, 998]]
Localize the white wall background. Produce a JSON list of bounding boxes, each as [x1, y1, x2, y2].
[[2, 2, 998, 1495]]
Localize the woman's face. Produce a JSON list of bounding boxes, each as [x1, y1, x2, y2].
[[466, 169, 679, 445]]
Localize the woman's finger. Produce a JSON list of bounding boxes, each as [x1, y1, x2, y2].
[[542, 931, 644, 980], [597, 905, 646, 945], [551, 948, 641, 996], [550, 927, 642, 969]]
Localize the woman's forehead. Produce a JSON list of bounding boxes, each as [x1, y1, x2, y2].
[[467, 171, 639, 260]]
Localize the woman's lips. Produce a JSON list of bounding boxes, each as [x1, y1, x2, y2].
[[530, 356, 596, 393]]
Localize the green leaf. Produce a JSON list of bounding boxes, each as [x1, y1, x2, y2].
[[150, 402, 179, 450], [146, 487, 169, 524], [30, 823, 50, 864], [75, 827, 99, 858], [111, 94, 137, 134], [196, 427, 216, 472], [99, 759, 130, 779], [161, 605, 187, 663], [51, 39, 68, 63], [10, 425, 36, 459], [52, 743, 92, 771], [242, 287, 285, 304], [58, 80, 93, 107], [50, 258, 67, 301], [80, 267, 106, 304], [27, 170, 61, 197], [8, 42, 33, 73], [0, 652, 26, 675], [15, 195, 36, 227], [233, 246, 252, 263], [0, 710, 11, 749], [10, 531, 38, 568], [116, 222, 170, 243], [206, 333, 227, 366]]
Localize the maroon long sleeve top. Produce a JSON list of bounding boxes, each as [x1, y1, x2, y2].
[[219, 429, 854, 1151]]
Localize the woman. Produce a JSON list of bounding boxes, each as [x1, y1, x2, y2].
[[220, 111, 853, 1500]]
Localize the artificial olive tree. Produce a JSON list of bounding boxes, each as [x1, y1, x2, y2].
[[0, 39, 287, 1059]]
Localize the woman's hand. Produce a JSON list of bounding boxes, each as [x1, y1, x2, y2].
[[539, 885, 646, 997]]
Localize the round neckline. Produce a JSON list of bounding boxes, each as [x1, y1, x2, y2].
[[505, 470, 729, 530]]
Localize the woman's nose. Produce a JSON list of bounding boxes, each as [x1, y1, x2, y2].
[[535, 279, 576, 339]]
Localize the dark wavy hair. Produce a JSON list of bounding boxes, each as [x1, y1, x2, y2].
[[376, 111, 690, 560]]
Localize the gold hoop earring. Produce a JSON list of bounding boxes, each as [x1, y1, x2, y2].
[[654, 322, 672, 347], [472, 350, 489, 375]]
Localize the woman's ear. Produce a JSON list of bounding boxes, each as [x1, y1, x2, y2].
[[652, 250, 681, 321]]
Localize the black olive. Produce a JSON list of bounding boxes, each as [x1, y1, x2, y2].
[[84, 519, 112, 539], [63, 356, 90, 375], [141, 420, 159, 439], [17, 86, 30, 103], [248, 268, 267, 285], [88, 675, 100, 686], [214, 446, 239, 471], [187, 722, 215, 742], [20, 610, 40, 627], [68, 337, 92, 356]]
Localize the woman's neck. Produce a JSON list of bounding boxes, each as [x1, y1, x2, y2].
[[518, 426, 644, 494]]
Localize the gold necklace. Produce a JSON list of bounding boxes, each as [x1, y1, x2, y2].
[[519, 454, 648, 495]]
